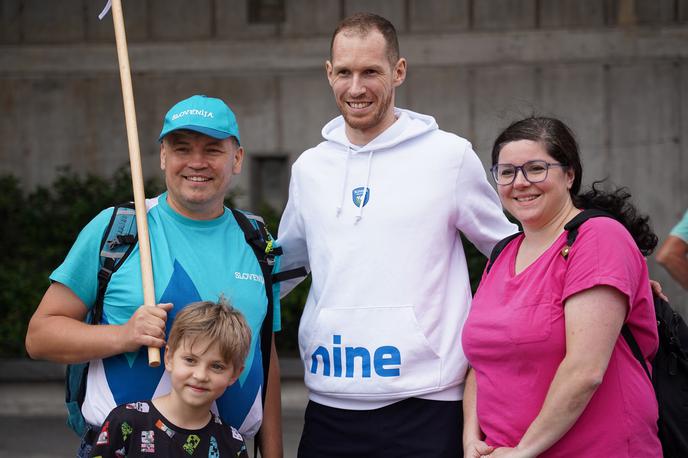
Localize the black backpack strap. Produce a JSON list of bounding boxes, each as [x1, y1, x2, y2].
[[486, 232, 521, 274], [93, 202, 138, 325], [230, 208, 308, 456], [564, 209, 653, 380], [273, 267, 308, 283], [560, 209, 614, 258], [621, 323, 652, 380], [66, 202, 139, 436], [230, 209, 277, 405], [230, 208, 307, 457], [487, 209, 618, 271]]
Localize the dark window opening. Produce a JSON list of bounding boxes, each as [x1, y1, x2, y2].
[[251, 155, 289, 213], [248, 0, 285, 24]]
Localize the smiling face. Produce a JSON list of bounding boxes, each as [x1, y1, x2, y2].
[[497, 139, 575, 231], [326, 29, 406, 145], [164, 336, 240, 413], [160, 131, 243, 220]]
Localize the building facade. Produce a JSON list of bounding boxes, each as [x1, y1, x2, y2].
[[1, 0, 687, 310]]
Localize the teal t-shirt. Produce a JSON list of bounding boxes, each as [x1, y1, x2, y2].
[[670, 210, 688, 242], [51, 193, 280, 436]]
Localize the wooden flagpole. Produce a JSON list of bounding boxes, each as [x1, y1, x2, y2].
[[110, 0, 160, 367]]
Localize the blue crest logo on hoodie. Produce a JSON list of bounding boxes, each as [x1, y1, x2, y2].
[[352, 187, 370, 208]]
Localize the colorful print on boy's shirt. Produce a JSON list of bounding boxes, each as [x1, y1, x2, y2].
[[208, 436, 219, 458], [96, 420, 110, 446], [90, 401, 248, 457], [140, 430, 155, 453], [121, 421, 133, 441], [183, 434, 201, 454], [156, 418, 176, 438]]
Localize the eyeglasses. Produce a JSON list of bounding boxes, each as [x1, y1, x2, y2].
[[490, 160, 567, 186]]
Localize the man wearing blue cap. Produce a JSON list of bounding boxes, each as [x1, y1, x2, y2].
[[26, 95, 283, 458]]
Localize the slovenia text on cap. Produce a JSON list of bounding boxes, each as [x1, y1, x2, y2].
[[158, 95, 240, 143]]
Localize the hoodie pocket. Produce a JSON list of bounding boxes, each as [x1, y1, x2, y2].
[[302, 304, 442, 398]]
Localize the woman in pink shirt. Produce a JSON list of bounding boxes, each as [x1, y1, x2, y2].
[[462, 117, 661, 457]]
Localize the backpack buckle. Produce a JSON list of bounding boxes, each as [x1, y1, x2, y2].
[[109, 234, 136, 249], [97, 267, 113, 284], [265, 253, 276, 267]]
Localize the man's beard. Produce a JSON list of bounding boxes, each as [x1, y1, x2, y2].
[[338, 93, 393, 133]]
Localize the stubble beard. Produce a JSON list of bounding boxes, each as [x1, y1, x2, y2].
[[338, 92, 394, 134]]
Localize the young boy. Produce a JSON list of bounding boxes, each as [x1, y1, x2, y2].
[[90, 299, 252, 457]]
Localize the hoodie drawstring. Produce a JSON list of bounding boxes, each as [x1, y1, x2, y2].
[[336, 146, 352, 217], [355, 149, 374, 224]]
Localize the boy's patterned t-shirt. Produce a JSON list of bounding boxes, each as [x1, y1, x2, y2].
[[90, 401, 248, 457]]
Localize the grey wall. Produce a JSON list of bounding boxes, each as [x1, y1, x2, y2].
[[1, 0, 687, 312]]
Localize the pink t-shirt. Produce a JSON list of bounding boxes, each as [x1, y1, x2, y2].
[[463, 217, 661, 457]]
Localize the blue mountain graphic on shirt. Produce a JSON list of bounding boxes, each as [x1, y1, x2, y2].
[[102, 260, 262, 428], [216, 340, 262, 427]]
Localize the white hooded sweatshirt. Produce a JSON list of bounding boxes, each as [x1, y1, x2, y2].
[[278, 108, 517, 410]]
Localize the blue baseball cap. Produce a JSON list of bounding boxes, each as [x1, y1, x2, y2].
[[158, 95, 240, 143]]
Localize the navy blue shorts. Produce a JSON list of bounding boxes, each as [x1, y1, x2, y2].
[[298, 398, 463, 458]]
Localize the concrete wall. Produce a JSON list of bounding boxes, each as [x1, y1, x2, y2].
[[1, 0, 687, 312]]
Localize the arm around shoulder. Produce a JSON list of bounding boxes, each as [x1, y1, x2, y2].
[[455, 144, 518, 255], [276, 170, 310, 298]]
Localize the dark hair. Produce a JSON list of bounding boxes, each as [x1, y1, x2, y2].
[[491, 117, 583, 195], [491, 116, 657, 255], [330, 12, 400, 66]]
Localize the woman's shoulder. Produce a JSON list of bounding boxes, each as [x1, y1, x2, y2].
[[576, 215, 634, 242], [570, 214, 643, 261]]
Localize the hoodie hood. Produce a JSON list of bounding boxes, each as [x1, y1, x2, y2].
[[321, 108, 438, 152], [322, 108, 439, 222]]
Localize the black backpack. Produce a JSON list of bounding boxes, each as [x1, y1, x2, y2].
[[487, 209, 688, 457], [65, 202, 306, 438]]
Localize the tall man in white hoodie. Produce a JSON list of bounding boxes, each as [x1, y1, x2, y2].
[[277, 12, 517, 457]]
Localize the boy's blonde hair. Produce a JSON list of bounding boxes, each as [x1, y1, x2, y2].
[[167, 297, 252, 371]]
